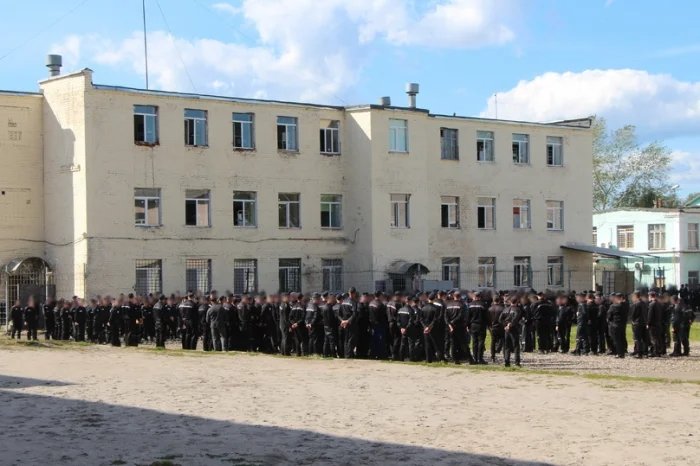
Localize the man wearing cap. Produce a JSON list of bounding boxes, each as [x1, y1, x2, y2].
[[607, 293, 626, 358], [207, 296, 225, 352], [488, 295, 506, 362], [289, 292, 308, 356], [630, 291, 647, 358], [420, 292, 442, 363], [178, 293, 196, 350], [646, 291, 664, 357], [386, 291, 402, 361], [277, 293, 292, 355], [554, 294, 573, 353], [339, 288, 359, 358], [499, 294, 522, 367], [572, 292, 589, 355], [369, 291, 389, 360], [153, 294, 167, 348], [466, 291, 489, 364]]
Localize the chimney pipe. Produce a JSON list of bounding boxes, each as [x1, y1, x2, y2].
[[46, 54, 62, 77], [379, 96, 391, 106], [405, 82, 419, 108]]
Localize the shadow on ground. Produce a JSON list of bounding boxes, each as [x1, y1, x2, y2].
[[0, 374, 551, 466]]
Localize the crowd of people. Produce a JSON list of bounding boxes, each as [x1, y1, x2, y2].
[[7, 287, 696, 367]]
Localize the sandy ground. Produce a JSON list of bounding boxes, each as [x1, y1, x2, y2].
[[0, 344, 699, 466]]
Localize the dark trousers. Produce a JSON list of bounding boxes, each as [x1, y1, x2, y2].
[[45, 323, 55, 340], [490, 328, 504, 360], [423, 331, 442, 363], [611, 324, 625, 357], [292, 326, 308, 356], [11, 321, 22, 338], [342, 328, 357, 359], [211, 325, 223, 352], [86, 321, 94, 342], [632, 324, 647, 356], [504, 329, 520, 366], [470, 325, 486, 362], [155, 323, 166, 348], [309, 325, 324, 355], [535, 320, 551, 352], [75, 322, 86, 342], [25, 323, 38, 340], [573, 326, 589, 354], [588, 323, 599, 354], [389, 324, 401, 361], [648, 325, 663, 356], [672, 325, 689, 355], [446, 327, 472, 362], [322, 328, 337, 358], [597, 323, 607, 353], [279, 328, 291, 355], [202, 326, 212, 352], [556, 323, 571, 353], [681, 326, 691, 355], [370, 325, 387, 359]]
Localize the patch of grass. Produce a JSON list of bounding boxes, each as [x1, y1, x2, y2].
[[158, 454, 183, 460], [110, 460, 127, 465]]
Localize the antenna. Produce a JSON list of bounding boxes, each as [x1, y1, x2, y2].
[[142, 0, 150, 89]]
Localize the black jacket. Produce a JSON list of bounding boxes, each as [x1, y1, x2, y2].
[[466, 300, 488, 328]]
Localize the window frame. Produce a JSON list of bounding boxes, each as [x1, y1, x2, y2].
[[648, 224, 666, 250], [477, 257, 496, 288], [440, 195, 460, 229], [185, 189, 211, 227], [233, 259, 258, 294], [389, 118, 408, 153], [133, 105, 159, 145], [320, 120, 340, 155], [547, 256, 564, 287], [476, 130, 494, 162], [440, 127, 459, 160], [441, 257, 460, 288], [512, 199, 531, 230], [279, 258, 302, 293], [322, 258, 343, 292], [277, 116, 299, 151], [390, 193, 410, 228], [233, 191, 257, 228], [184, 109, 208, 147], [278, 193, 301, 228], [134, 188, 161, 227], [688, 223, 699, 250], [185, 258, 212, 294], [477, 197, 496, 230], [320, 194, 342, 229], [617, 225, 635, 249], [546, 200, 564, 231], [232, 112, 255, 150], [546, 136, 563, 166], [134, 259, 163, 296], [512, 133, 530, 164], [513, 256, 531, 288]]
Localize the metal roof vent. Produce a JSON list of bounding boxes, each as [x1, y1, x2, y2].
[[405, 83, 419, 108], [46, 54, 62, 77], [379, 96, 391, 106]]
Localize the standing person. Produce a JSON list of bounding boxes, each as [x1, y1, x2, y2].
[[178, 293, 196, 350], [108, 298, 122, 347], [594, 293, 608, 354], [305, 293, 323, 355], [420, 293, 442, 363], [141, 297, 155, 343], [608, 293, 626, 358], [10, 300, 23, 339], [23, 297, 39, 341], [646, 292, 664, 357], [339, 288, 359, 358], [466, 291, 489, 364], [86, 298, 97, 343], [431, 291, 447, 362], [520, 295, 534, 352], [277, 293, 292, 356], [397, 296, 418, 361], [153, 295, 167, 348], [238, 294, 255, 352], [487, 295, 506, 363], [95, 297, 111, 344], [43, 298, 56, 340], [60, 300, 72, 340], [73, 298, 87, 342], [260, 294, 277, 353], [368, 291, 389, 360], [572, 293, 589, 355], [661, 294, 673, 354], [53, 300, 62, 340], [500, 295, 522, 367], [355, 293, 371, 359], [554, 294, 574, 354], [445, 291, 471, 364], [386, 292, 402, 361], [630, 291, 647, 358], [321, 293, 339, 358], [289, 293, 307, 356], [682, 303, 695, 356], [585, 293, 599, 355], [207, 296, 225, 352], [123, 294, 140, 347], [532, 293, 554, 354], [199, 296, 212, 352]]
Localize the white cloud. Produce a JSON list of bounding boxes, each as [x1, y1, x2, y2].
[[670, 150, 700, 193], [49, 34, 84, 71], [49, 0, 516, 102], [481, 69, 700, 139]]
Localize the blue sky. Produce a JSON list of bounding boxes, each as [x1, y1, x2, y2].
[[2, 0, 699, 195]]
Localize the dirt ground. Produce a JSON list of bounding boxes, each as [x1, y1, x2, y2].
[[0, 342, 698, 466]]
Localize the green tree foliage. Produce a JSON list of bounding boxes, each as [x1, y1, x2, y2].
[[593, 118, 676, 211]]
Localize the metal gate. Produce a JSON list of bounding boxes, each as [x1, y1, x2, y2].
[[1, 257, 54, 327]]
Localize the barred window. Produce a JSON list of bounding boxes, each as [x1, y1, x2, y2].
[[547, 256, 564, 286], [513, 256, 531, 288], [186, 259, 211, 294], [617, 225, 634, 249], [322, 259, 343, 292], [279, 258, 301, 293], [135, 259, 162, 296], [478, 257, 495, 288], [233, 259, 257, 294]]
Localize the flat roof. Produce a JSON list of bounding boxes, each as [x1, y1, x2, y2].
[[561, 242, 649, 258], [594, 207, 700, 215], [0, 90, 42, 97]]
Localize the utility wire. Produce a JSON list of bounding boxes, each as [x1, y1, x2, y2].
[[154, 0, 198, 93], [0, 0, 92, 63]]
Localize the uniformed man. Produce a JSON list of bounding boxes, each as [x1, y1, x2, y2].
[[321, 292, 339, 358], [207, 296, 225, 352], [277, 293, 292, 355], [10, 300, 23, 339], [108, 297, 122, 347], [398, 295, 421, 361], [386, 291, 402, 361], [60, 300, 72, 340], [43, 298, 56, 341], [420, 293, 443, 363], [607, 293, 626, 358], [23, 297, 39, 341], [260, 293, 278, 353], [572, 292, 589, 355], [73, 297, 87, 342], [532, 293, 554, 353], [646, 291, 664, 357], [178, 293, 196, 350], [289, 293, 308, 356], [339, 288, 359, 358], [305, 293, 323, 355], [199, 295, 212, 351], [356, 293, 371, 359], [499, 294, 522, 367], [467, 291, 489, 364], [629, 291, 647, 358], [153, 295, 167, 348], [487, 295, 505, 363], [554, 294, 574, 353], [368, 291, 389, 360], [85, 298, 97, 343]]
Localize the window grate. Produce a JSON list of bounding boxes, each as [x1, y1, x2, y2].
[[233, 259, 257, 294], [135, 259, 162, 296], [186, 259, 211, 294]]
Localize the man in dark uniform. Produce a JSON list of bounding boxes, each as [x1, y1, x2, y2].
[[594, 293, 607, 354], [646, 291, 664, 357], [630, 291, 647, 358], [86, 298, 97, 343], [305, 293, 323, 355], [199, 295, 212, 351], [43, 298, 56, 340], [355, 293, 371, 359], [289, 293, 307, 356], [260, 294, 277, 353], [53, 300, 62, 340], [608, 293, 626, 358], [681, 302, 695, 356], [153, 295, 167, 348], [277, 293, 291, 355], [444, 291, 467, 364], [572, 292, 589, 355], [73, 298, 87, 342], [207, 296, 225, 352], [123, 294, 140, 347], [488, 295, 506, 362], [23, 297, 39, 341], [431, 291, 447, 362], [108, 297, 122, 346], [238, 294, 255, 352], [386, 291, 403, 361], [339, 288, 359, 358], [141, 297, 155, 343], [661, 294, 672, 354], [420, 293, 442, 363], [321, 292, 338, 358], [368, 291, 389, 360], [60, 300, 72, 340], [10, 300, 24, 339], [467, 291, 489, 364], [554, 294, 574, 353], [178, 293, 196, 350], [532, 293, 554, 354], [499, 295, 522, 367], [397, 296, 417, 361], [520, 295, 534, 352], [585, 293, 599, 355]]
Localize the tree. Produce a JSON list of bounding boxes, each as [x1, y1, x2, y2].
[[592, 117, 676, 211]]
